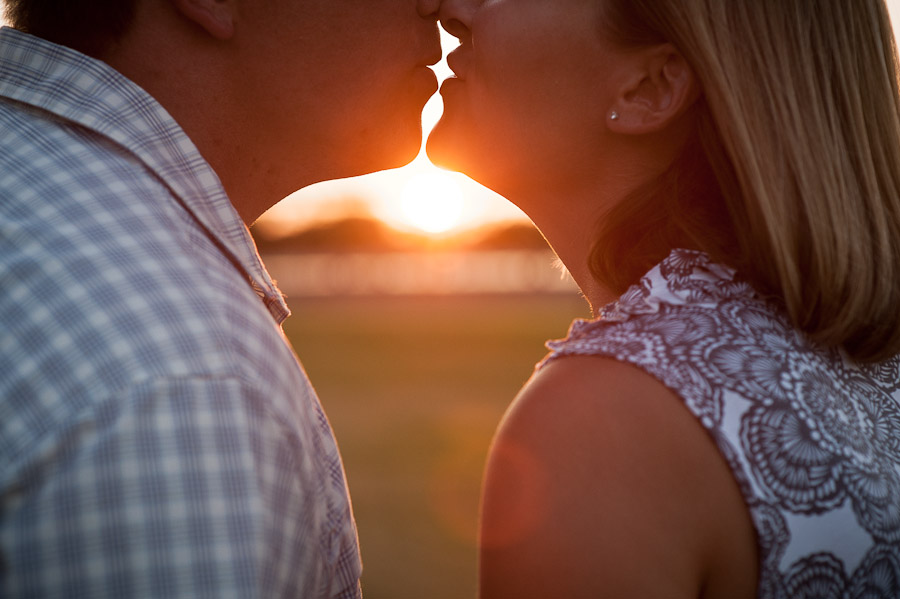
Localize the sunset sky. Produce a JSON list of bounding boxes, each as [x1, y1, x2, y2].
[[3, 4, 900, 238]]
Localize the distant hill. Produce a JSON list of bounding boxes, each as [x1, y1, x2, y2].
[[252, 217, 548, 253], [253, 217, 399, 253], [467, 223, 547, 250]]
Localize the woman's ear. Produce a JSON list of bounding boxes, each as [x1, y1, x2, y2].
[[170, 0, 237, 40], [607, 44, 699, 134]]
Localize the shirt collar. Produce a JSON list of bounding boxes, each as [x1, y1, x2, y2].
[[0, 26, 290, 323], [595, 249, 751, 323]]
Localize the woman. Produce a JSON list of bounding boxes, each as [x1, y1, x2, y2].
[[427, 0, 900, 597]]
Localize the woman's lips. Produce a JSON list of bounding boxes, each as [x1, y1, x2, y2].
[[446, 47, 471, 81]]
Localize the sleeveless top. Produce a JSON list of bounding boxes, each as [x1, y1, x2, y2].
[[541, 249, 900, 598]]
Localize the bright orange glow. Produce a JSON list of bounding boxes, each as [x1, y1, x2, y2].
[[399, 170, 465, 234], [8, 10, 900, 237]]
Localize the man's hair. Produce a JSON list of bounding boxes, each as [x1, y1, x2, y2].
[[590, 0, 900, 363], [3, 0, 137, 57]]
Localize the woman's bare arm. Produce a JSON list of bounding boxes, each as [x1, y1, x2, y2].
[[478, 356, 758, 599]]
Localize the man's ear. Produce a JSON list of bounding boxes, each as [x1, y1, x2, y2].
[[607, 45, 699, 134], [171, 0, 237, 40]]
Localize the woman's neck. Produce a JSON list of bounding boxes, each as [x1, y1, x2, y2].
[[510, 180, 633, 315]]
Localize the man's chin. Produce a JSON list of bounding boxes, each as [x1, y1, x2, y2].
[[353, 134, 423, 176]]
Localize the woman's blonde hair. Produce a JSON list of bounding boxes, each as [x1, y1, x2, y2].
[[592, 0, 900, 363]]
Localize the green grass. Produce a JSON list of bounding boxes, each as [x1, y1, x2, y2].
[[283, 294, 589, 599]]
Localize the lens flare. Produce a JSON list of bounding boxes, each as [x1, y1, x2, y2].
[[400, 171, 465, 234]]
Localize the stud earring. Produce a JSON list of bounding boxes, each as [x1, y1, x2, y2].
[[610, 111, 620, 121]]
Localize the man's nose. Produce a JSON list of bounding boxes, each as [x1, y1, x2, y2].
[[417, 0, 441, 19]]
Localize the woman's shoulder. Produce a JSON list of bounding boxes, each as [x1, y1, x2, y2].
[[480, 355, 758, 598], [504, 354, 686, 439]]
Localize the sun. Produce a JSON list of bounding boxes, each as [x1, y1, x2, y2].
[[400, 171, 465, 234]]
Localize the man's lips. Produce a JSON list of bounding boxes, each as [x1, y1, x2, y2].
[[419, 31, 443, 68], [422, 46, 443, 67], [416, 43, 442, 96]]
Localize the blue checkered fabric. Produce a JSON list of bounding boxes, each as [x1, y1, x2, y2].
[[0, 27, 362, 598]]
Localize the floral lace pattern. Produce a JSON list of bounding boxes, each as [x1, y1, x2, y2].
[[543, 249, 900, 598]]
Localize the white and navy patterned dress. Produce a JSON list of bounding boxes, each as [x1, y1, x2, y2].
[[542, 249, 900, 598]]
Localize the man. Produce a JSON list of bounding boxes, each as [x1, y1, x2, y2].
[[0, 0, 441, 596]]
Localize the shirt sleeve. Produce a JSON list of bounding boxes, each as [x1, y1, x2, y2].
[[1, 376, 361, 599]]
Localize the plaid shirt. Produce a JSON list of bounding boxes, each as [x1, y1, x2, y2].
[[0, 27, 361, 598]]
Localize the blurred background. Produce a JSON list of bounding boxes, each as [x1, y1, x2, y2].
[[5, 5, 900, 597], [251, 27, 591, 599]]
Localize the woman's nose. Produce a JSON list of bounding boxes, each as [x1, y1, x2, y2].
[[437, 0, 479, 41]]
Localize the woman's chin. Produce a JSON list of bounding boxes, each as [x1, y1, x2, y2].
[[425, 124, 461, 170], [426, 122, 529, 201], [425, 129, 485, 181]]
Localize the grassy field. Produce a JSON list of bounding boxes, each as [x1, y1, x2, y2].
[[282, 294, 589, 599]]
